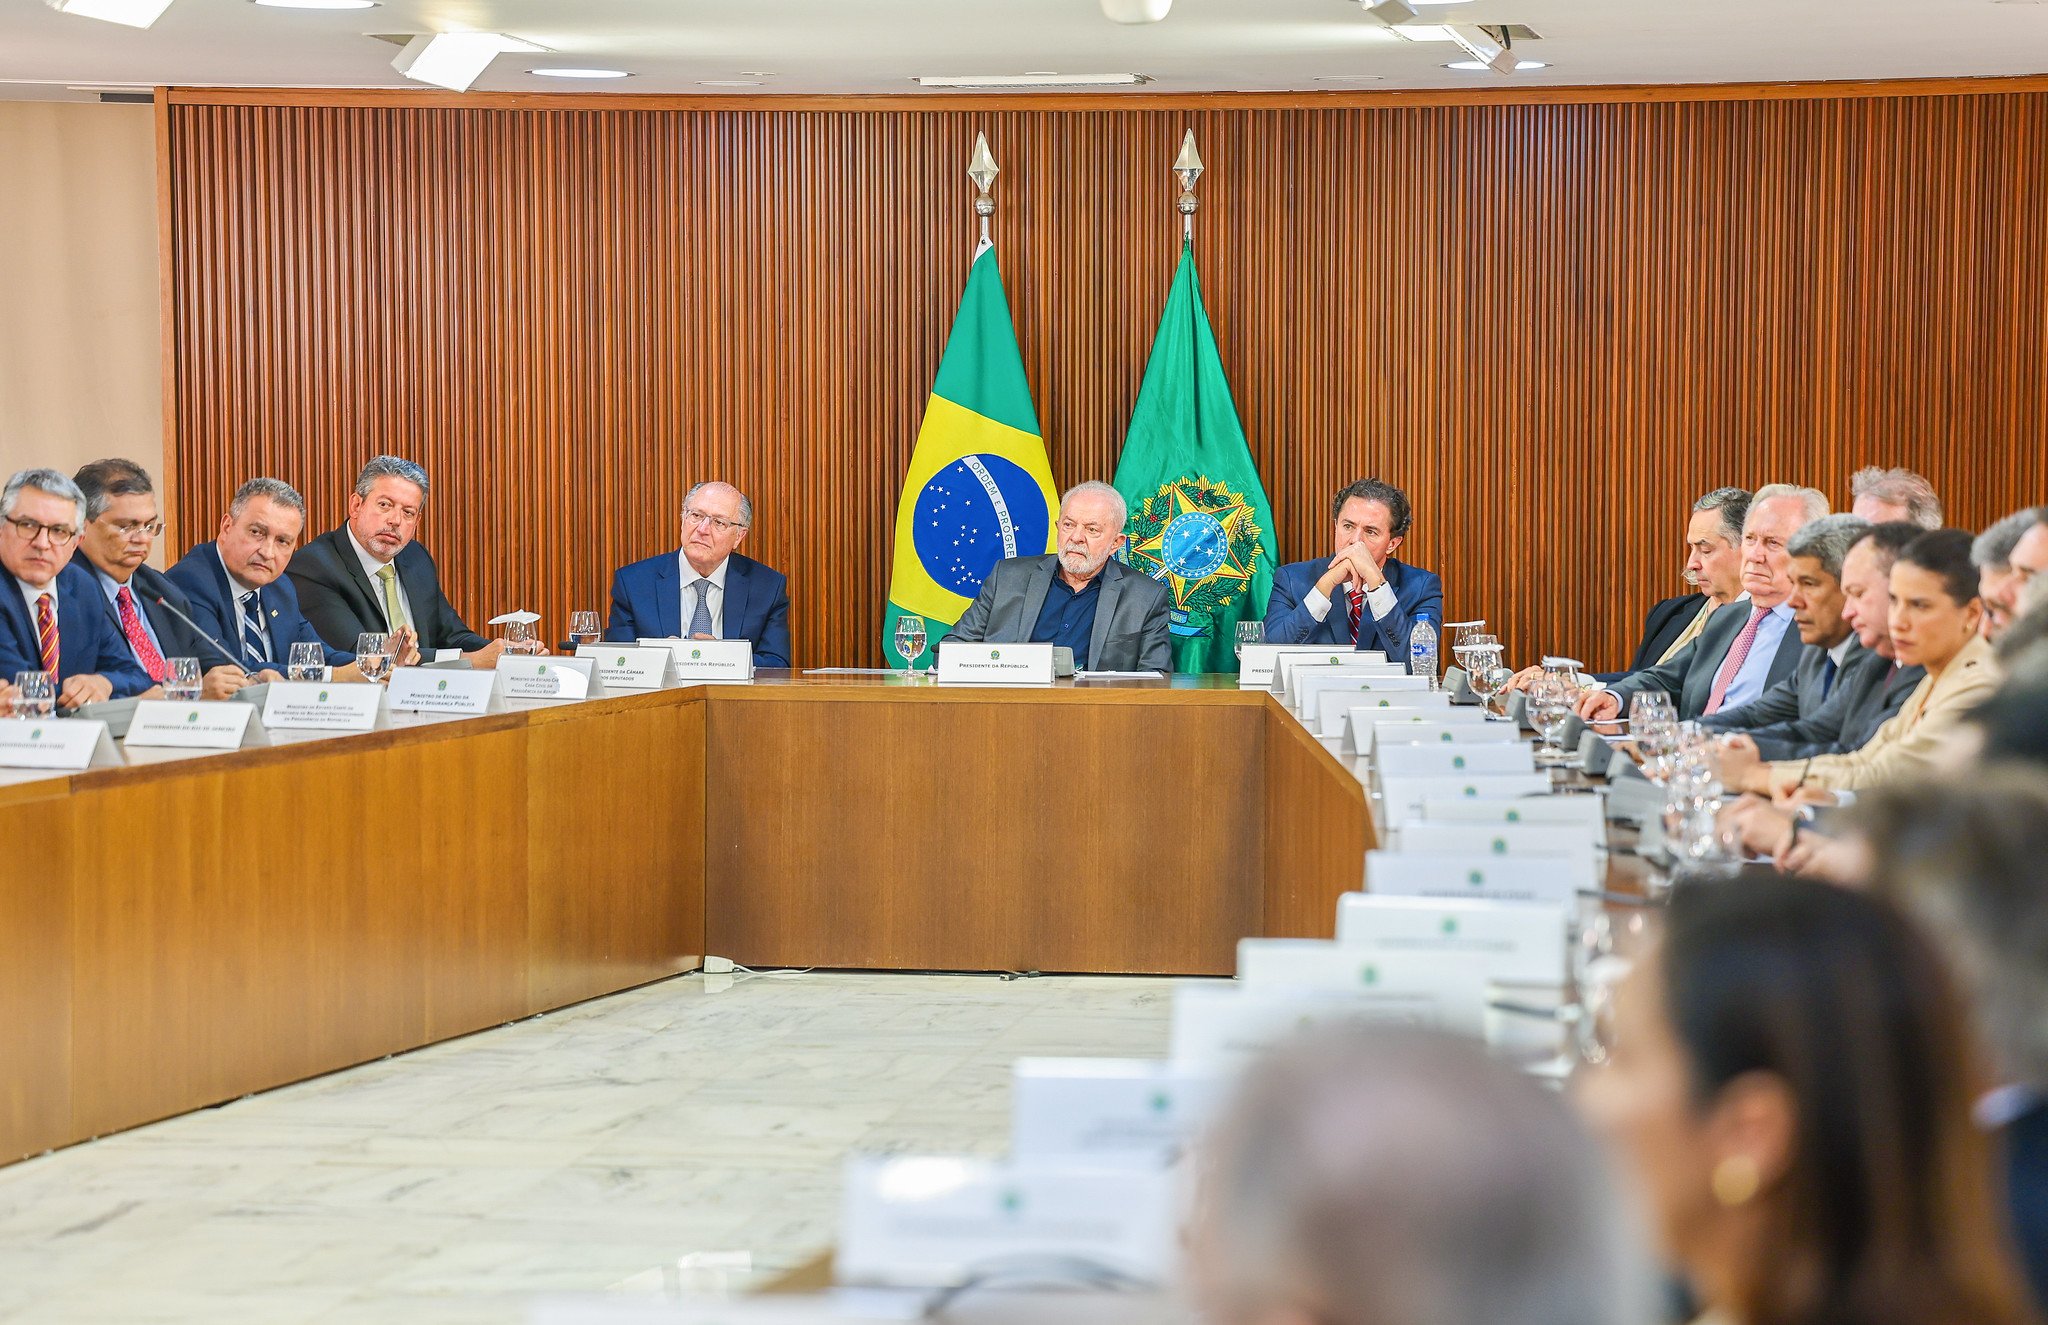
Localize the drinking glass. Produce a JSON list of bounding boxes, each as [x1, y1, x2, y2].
[[164, 657, 202, 703], [894, 616, 928, 676], [1629, 692, 1678, 781], [355, 632, 393, 683], [1466, 646, 1508, 717], [503, 620, 541, 656], [567, 611, 601, 650], [1527, 673, 1573, 767], [1234, 621, 1263, 659], [12, 670, 54, 718], [1454, 631, 1498, 676], [287, 642, 325, 682]]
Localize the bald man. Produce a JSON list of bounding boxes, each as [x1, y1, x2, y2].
[[604, 481, 792, 669]]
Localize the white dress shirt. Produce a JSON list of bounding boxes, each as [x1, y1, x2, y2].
[[677, 553, 730, 638], [1302, 579, 1399, 627], [15, 575, 55, 626], [348, 527, 414, 632], [216, 548, 270, 659]]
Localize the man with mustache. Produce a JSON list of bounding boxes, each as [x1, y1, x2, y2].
[[939, 480, 1172, 672], [0, 468, 151, 711]]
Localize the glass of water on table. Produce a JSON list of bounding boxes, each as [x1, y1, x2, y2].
[[354, 632, 394, 683], [288, 642, 325, 682]]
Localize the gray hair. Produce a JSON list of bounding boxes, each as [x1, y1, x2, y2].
[[1, 468, 86, 527], [1691, 487, 1752, 545], [1747, 483, 1831, 528], [1786, 513, 1871, 581], [229, 477, 307, 519], [353, 455, 430, 501], [1194, 1024, 1654, 1325], [683, 481, 753, 529], [1974, 507, 2048, 571], [1850, 466, 1943, 529], [73, 457, 155, 523], [1060, 480, 1127, 530]]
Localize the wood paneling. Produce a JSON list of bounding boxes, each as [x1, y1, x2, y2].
[[0, 784, 74, 1160], [161, 84, 2048, 671], [1262, 711, 1371, 938]]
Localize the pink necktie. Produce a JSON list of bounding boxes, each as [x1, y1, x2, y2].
[[1704, 606, 1767, 714]]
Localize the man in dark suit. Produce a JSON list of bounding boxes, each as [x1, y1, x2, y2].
[[1580, 484, 1826, 723], [941, 481, 1171, 672], [1600, 487, 1752, 681], [72, 458, 254, 699], [1263, 478, 1443, 661], [605, 481, 792, 669], [0, 468, 152, 710], [286, 456, 501, 668], [165, 478, 367, 682]]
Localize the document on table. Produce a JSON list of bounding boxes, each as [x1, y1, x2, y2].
[[1075, 670, 1163, 680]]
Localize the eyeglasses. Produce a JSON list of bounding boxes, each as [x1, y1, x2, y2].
[[107, 518, 165, 541], [3, 517, 80, 547], [681, 508, 746, 534]]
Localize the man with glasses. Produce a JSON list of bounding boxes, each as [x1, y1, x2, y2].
[[0, 468, 151, 711], [287, 455, 501, 668], [604, 481, 791, 668], [73, 458, 253, 700]]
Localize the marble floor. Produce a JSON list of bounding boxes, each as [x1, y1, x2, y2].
[[0, 971, 1179, 1324]]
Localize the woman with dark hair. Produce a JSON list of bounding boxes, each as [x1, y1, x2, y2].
[[1578, 872, 2039, 1325]]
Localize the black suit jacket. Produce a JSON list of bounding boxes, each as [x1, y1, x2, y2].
[[2006, 1098, 2048, 1313], [1597, 592, 1707, 683], [286, 527, 489, 656]]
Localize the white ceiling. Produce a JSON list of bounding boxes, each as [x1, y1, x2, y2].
[[3, 0, 2047, 101]]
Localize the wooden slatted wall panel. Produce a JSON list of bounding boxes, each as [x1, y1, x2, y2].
[[163, 91, 2048, 670]]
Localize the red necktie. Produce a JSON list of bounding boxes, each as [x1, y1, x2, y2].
[[116, 585, 168, 683], [1346, 585, 1363, 646], [34, 592, 59, 676], [1704, 606, 1767, 714]]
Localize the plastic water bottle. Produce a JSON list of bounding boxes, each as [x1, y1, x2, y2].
[[1408, 618, 1439, 689]]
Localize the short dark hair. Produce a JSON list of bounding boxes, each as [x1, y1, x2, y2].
[[1331, 479, 1412, 537], [1849, 520, 1924, 575], [73, 457, 154, 523], [1897, 528, 1979, 607], [1692, 487, 1752, 545]]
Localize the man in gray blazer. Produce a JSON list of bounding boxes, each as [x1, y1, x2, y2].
[[940, 481, 1173, 673]]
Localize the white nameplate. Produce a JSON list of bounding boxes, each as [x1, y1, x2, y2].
[[1322, 690, 1461, 739], [1420, 792, 1608, 843], [1396, 819, 1600, 892], [1011, 1058, 1222, 1166], [577, 643, 675, 690], [935, 641, 1053, 685], [495, 654, 605, 701], [837, 1155, 1175, 1288], [0, 718, 118, 770], [260, 681, 382, 731], [638, 637, 755, 681], [1170, 980, 1444, 1072], [1294, 671, 1419, 725], [1340, 700, 1463, 754], [1334, 893, 1566, 986], [1375, 741, 1536, 778], [1273, 648, 1390, 695], [385, 666, 497, 715], [1234, 938, 1490, 1036], [1378, 772, 1552, 825], [123, 700, 257, 749], [1366, 849, 1579, 909], [1285, 663, 1415, 713], [1239, 643, 1379, 689]]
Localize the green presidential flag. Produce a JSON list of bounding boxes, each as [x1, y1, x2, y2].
[[884, 243, 1057, 668], [1112, 240, 1278, 675]]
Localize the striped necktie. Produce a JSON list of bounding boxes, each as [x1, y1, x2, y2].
[[1346, 585, 1363, 646], [1704, 606, 1767, 715], [34, 592, 59, 676], [115, 586, 169, 683], [238, 590, 268, 668]]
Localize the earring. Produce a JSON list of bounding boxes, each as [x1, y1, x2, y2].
[[1712, 1155, 1761, 1207]]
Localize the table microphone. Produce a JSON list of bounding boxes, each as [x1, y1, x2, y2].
[[148, 593, 246, 671]]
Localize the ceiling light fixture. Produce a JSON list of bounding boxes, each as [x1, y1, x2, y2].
[[252, 0, 377, 9], [1446, 58, 1547, 71], [391, 31, 543, 92], [1100, 0, 1171, 21], [916, 72, 1150, 88], [1391, 23, 1454, 40], [530, 67, 629, 79], [45, 0, 175, 28], [1443, 23, 1517, 74]]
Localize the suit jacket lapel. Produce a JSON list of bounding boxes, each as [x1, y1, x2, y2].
[[1090, 563, 1128, 665], [1686, 604, 1744, 714], [1016, 558, 1056, 638], [392, 544, 436, 631], [0, 585, 33, 662], [721, 557, 752, 641], [654, 556, 681, 638]]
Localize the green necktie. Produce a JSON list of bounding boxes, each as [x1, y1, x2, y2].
[[375, 563, 408, 630]]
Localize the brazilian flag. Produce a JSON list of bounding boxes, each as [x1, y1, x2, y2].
[[885, 243, 1057, 668], [1112, 240, 1278, 675]]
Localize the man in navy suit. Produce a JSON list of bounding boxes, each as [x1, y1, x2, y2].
[[1262, 478, 1443, 661], [165, 478, 369, 683], [605, 481, 792, 669], [0, 468, 151, 712]]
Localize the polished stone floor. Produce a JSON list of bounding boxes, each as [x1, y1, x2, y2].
[[0, 972, 1177, 1324]]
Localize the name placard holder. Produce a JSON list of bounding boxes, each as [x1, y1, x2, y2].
[[1374, 741, 1536, 778], [1333, 892, 1567, 986], [124, 700, 258, 749], [0, 718, 119, 770], [934, 641, 1054, 685], [1378, 772, 1551, 826], [385, 666, 497, 716], [638, 637, 755, 682], [576, 644, 676, 691], [1239, 644, 1381, 689], [1365, 848, 1579, 910], [496, 655, 606, 701], [1011, 1058, 1222, 1166], [260, 681, 382, 732], [1234, 938, 1490, 1036]]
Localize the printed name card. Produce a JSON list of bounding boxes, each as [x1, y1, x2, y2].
[[1234, 938, 1490, 1036], [1378, 772, 1551, 826], [0, 718, 117, 770], [1172, 980, 1455, 1071], [1374, 741, 1536, 779], [1010, 1058, 1222, 1166], [837, 1155, 1175, 1288], [1398, 819, 1602, 891], [576, 644, 675, 690], [934, 641, 1054, 685], [1364, 714, 1513, 753], [496, 654, 605, 701], [1320, 690, 1461, 739], [638, 637, 755, 681], [1341, 701, 1462, 754], [260, 681, 382, 732], [1333, 892, 1567, 986], [1273, 649, 1392, 695], [123, 700, 257, 749], [1294, 671, 1421, 727], [1239, 644, 1382, 689], [1366, 848, 1579, 909], [1419, 793, 1608, 843], [385, 666, 497, 715]]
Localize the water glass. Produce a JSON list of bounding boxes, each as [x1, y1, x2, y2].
[[503, 620, 541, 656], [1234, 620, 1263, 659], [288, 642, 326, 682], [355, 632, 393, 683], [164, 657, 202, 703], [12, 670, 54, 718], [893, 616, 928, 675], [1527, 673, 1573, 766], [567, 611, 601, 649]]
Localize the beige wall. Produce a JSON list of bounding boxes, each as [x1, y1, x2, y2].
[[0, 102, 163, 520]]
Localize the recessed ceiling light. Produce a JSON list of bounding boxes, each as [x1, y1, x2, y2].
[[916, 72, 1150, 87], [699, 79, 763, 87], [252, 0, 376, 9], [45, 0, 175, 27], [738, 70, 778, 77], [391, 31, 543, 92], [1445, 58, 1547, 71], [1023, 70, 1060, 76], [530, 67, 629, 79]]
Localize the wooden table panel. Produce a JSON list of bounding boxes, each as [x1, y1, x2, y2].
[[1262, 713, 1372, 937], [0, 784, 75, 1160]]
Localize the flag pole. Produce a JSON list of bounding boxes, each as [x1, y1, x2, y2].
[[968, 131, 999, 252], [1173, 128, 1204, 243]]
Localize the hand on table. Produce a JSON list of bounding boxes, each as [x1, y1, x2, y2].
[[462, 639, 508, 670], [1773, 783, 1839, 811], [58, 673, 113, 709], [390, 627, 422, 667], [1576, 689, 1622, 723], [1711, 734, 1769, 794], [1504, 665, 1544, 693], [201, 664, 252, 700]]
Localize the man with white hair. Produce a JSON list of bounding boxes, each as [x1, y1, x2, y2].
[[939, 480, 1171, 672], [1188, 1023, 1654, 1325], [1848, 466, 1943, 529], [0, 467, 151, 710], [604, 480, 791, 668]]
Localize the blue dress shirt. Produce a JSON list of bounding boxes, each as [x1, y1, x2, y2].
[[1718, 600, 1796, 712], [1031, 573, 1102, 669], [91, 565, 165, 662]]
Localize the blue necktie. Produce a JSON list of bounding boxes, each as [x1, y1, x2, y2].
[[1819, 652, 1838, 699], [239, 589, 269, 667], [688, 580, 714, 638]]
